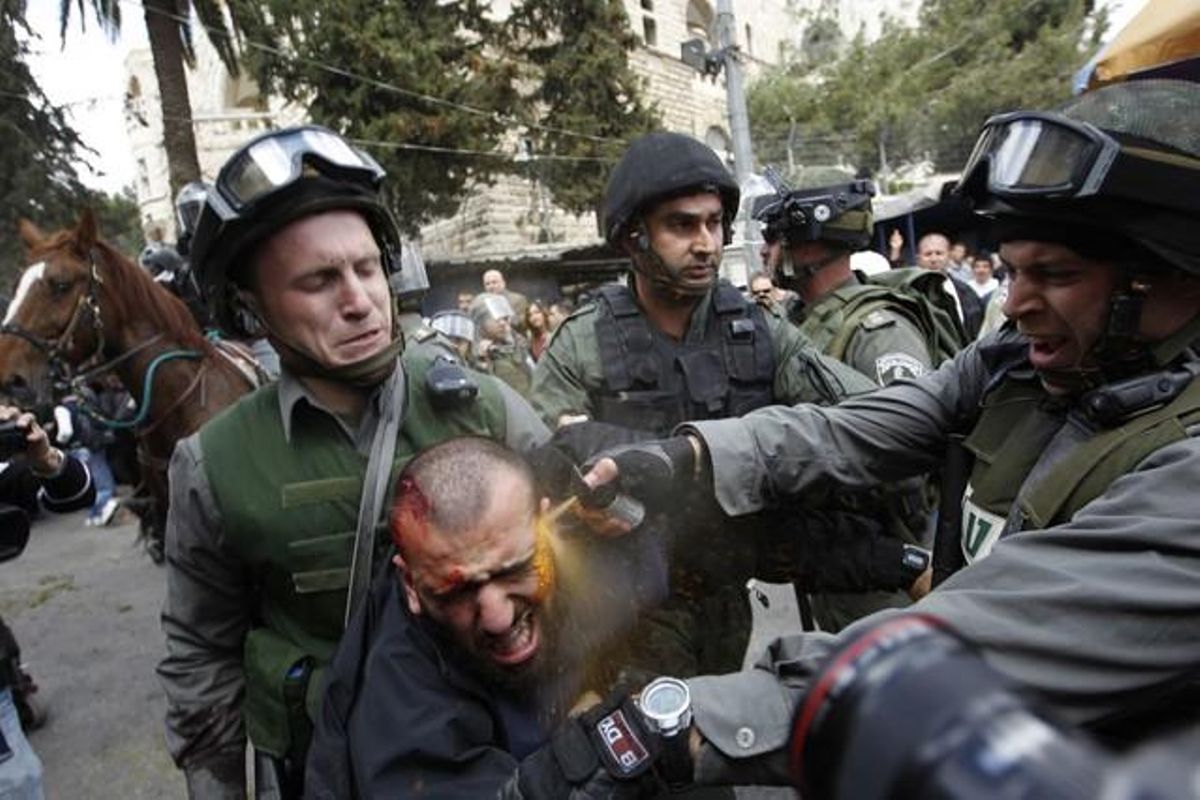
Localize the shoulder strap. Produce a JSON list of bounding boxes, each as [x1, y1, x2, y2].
[[345, 366, 406, 627], [1021, 376, 1200, 528], [825, 295, 892, 361]]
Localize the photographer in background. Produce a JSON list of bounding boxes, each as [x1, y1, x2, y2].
[[0, 403, 95, 800]]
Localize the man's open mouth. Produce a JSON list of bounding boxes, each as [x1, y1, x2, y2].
[[486, 606, 540, 666]]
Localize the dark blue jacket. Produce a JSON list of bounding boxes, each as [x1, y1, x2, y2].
[[305, 571, 548, 800]]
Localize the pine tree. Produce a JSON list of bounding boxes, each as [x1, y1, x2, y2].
[[229, 0, 522, 235], [503, 0, 660, 218], [1, 1, 89, 280], [748, 0, 1106, 186]]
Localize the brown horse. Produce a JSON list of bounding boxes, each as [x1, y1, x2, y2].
[[0, 209, 258, 560]]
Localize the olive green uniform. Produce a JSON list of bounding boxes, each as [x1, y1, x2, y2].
[[793, 275, 934, 386], [531, 285, 872, 428], [530, 282, 886, 701], [790, 274, 937, 629]]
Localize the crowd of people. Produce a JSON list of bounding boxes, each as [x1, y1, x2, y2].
[[1, 73, 1198, 800]]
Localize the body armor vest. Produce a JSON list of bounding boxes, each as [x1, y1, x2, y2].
[[199, 350, 508, 758], [960, 361, 1200, 564], [592, 282, 776, 435]]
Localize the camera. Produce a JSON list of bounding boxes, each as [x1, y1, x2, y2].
[[789, 614, 1200, 800], [0, 421, 28, 462]]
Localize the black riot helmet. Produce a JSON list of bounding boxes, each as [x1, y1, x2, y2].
[[174, 181, 208, 257], [189, 125, 404, 336], [753, 170, 876, 250], [956, 79, 1200, 277], [139, 242, 184, 277], [601, 131, 740, 248]]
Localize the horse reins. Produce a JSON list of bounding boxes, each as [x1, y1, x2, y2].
[[0, 249, 204, 432]]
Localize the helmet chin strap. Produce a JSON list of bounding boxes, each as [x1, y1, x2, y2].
[[1038, 273, 1152, 394], [776, 245, 843, 292], [629, 227, 713, 304], [259, 300, 406, 389]]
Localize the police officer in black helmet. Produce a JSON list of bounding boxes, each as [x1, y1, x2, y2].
[[531, 130, 872, 432], [157, 125, 548, 799]]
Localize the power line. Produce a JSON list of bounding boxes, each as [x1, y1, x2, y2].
[[117, 0, 629, 147], [349, 138, 615, 164]]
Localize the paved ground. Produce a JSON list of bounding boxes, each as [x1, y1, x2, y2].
[[0, 505, 185, 798]]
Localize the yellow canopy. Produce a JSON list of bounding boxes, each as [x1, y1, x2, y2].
[[1089, 0, 1200, 88]]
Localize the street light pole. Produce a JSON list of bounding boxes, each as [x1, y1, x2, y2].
[[716, 0, 760, 277], [716, 0, 755, 183]]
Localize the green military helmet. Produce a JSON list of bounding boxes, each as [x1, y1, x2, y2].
[[752, 171, 876, 250], [956, 79, 1200, 276]]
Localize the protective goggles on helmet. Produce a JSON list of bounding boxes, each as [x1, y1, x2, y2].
[[753, 175, 875, 245], [430, 311, 476, 343], [210, 125, 385, 219], [959, 111, 1200, 213]]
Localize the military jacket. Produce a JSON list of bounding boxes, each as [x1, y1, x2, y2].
[[793, 275, 933, 386], [680, 322, 1200, 777]]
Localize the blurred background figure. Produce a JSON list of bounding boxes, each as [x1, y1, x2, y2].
[[428, 310, 478, 366], [525, 301, 551, 363], [473, 294, 533, 397], [545, 300, 573, 332]]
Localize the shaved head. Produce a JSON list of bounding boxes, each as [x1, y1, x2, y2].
[[390, 437, 536, 554]]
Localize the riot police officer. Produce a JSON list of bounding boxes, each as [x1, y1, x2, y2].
[[530, 132, 929, 695], [754, 178, 944, 384], [579, 79, 1200, 788], [157, 125, 548, 799]]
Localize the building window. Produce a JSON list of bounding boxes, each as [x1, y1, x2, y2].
[[686, 0, 714, 46], [745, 23, 753, 56], [137, 158, 150, 195], [640, 0, 653, 9], [643, 16, 657, 47]]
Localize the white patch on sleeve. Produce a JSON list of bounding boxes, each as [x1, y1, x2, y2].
[[960, 484, 1006, 564], [5, 262, 45, 324], [874, 352, 927, 385]]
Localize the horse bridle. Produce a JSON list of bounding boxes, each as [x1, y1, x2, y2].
[[0, 249, 116, 391], [0, 249, 200, 428]]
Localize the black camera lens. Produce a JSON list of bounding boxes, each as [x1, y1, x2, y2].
[[789, 615, 1104, 800]]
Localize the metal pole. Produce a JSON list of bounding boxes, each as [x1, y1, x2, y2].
[[716, 0, 755, 183], [715, 0, 759, 279]]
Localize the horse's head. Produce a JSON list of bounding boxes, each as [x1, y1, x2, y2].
[[0, 210, 108, 407]]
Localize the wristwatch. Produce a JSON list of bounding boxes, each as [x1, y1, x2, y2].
[[638, 677, 693, 786], [900, 544, 931, 585]]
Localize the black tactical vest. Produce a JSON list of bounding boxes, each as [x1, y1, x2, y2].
[[591, 282, 776, 435]]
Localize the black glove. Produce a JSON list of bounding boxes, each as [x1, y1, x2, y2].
[[590, 437, 700, 510], [503, 694, 661, 800]]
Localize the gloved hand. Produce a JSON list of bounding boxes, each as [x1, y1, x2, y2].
[[500, 693, 661, 800], [183, 749, 246, 800], [585, 436, 702, 511]]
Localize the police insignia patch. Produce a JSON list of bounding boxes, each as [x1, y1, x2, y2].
[[875, 353, 927, 385]]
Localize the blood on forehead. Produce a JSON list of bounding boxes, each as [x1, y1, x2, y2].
[[389, 476, 433, 552]]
